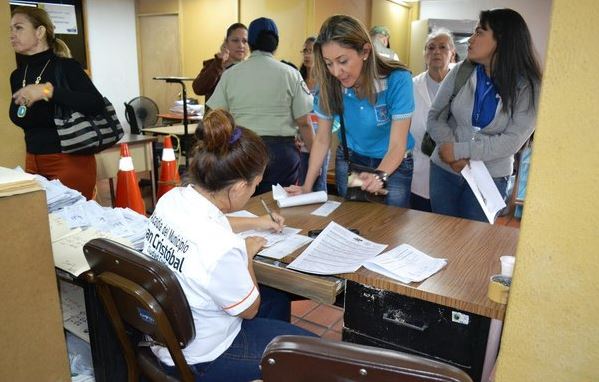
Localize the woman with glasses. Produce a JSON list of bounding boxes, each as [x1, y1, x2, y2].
[[410, 29, 456, 212]]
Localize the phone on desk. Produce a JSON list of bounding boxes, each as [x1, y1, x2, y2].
[[308, 228, 360, 238]]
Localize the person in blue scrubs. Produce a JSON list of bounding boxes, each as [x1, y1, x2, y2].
[[286, 15, 415, 207]]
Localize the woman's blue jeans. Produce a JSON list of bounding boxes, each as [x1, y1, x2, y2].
[[161, 286, 315, 381], [335, 146, 413, 208], [429, 161, 508, 223]]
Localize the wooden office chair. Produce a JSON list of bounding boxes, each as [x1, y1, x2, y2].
[[83, 238, 195, 382], [261, 335, 473, 382]]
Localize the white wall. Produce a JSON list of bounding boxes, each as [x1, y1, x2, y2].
[[86, 0, 139, 133], [419, 0, 553, 66]]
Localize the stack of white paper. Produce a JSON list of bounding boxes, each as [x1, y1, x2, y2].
[[34, 175, 85, 212], [272, 184, 327, 208], [57, 200, 148, 249], [258, 234, 313, 260], [362, 244, 447, 284]]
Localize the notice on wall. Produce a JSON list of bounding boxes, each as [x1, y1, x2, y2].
[[39, 3, 78, 34]]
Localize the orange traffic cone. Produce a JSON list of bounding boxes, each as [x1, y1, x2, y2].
[[157, 136, 180, 200], [115, 143, 146, 215]]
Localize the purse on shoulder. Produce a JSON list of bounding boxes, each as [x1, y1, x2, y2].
[[422, 60, 476, 157], [53, 58, 124, 155]]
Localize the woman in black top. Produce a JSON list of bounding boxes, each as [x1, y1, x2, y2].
[[9, 6, 104, 199]]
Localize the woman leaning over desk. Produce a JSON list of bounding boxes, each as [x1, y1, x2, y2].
[[143, 109, 313, 381], [427, 8, 542, 222], [287, 15, 415, 207], [9, 6, 104, 200]]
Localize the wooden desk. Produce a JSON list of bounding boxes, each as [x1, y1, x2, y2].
[[245, 194, 518, 382], [95, 134, 157, 206], [157, 112, 202, 124], [142, 123, 199, 137]]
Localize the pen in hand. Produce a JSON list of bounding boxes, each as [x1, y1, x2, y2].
[[260, 197, 276, 223]]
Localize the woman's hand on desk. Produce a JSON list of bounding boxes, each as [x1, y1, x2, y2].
[[285, 184, 308, 196], [256, 212, 285, 233], [245, 236, 267, 258]]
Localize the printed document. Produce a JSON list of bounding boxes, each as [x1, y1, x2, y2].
[[461, 161, 507, 223], [288, 221, 387, 275], [362, 244, 447, 284]]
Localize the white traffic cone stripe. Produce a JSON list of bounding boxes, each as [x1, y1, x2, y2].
[[119, 156, 135, 171], [162, 148, 176, 161]]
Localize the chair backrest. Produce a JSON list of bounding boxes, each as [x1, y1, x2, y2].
[[83, 238, 195, 382], [124, 102, 141, 134], [261, 335, 473, 382]]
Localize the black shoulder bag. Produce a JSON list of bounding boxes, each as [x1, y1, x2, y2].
[[422, 60, 476, 156], [338, 114, 387, 203], [53, 58, 124, 154]]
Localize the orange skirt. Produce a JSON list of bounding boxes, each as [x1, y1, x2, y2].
[[26, 152, 96, 200]]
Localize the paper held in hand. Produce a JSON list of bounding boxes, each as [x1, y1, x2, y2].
[[461, 161, 507, 224], [272, 184, 327, 208]]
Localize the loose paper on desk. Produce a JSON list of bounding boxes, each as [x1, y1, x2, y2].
[[461, 161, 506, 224], [238, 226, 302, 247], [52, 227, 133, 276], [288, 221, 387, 275], [272, 184, 327, 208], [362, 244, 447, 284], [311, 200, 341, 217], [259, 234, 313, 260]]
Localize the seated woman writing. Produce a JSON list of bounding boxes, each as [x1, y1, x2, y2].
[[143, 109, 313, 381]]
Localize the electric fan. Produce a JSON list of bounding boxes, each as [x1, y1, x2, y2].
[[125, 96, 159, 130]]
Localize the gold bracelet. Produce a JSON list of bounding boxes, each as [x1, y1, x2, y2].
[[42, 85, 51, 102]]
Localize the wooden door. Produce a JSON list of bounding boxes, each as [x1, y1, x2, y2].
[[138, 14, 181, 117]]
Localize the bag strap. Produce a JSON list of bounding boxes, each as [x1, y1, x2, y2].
[[337, 106, 353, 176], [434, 59, 476, 122]]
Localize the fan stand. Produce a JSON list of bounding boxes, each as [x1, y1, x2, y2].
[[152, 77, 195, 168]]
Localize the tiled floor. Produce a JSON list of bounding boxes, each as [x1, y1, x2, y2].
[[291, 300, 343, 340]]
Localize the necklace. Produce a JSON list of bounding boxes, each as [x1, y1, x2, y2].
[[17, 58, 51, 118]]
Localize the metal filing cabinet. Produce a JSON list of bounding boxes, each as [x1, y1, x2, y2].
[[343, 280, 491, 382]]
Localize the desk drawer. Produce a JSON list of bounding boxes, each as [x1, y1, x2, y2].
[[343, 281, 489, 381]]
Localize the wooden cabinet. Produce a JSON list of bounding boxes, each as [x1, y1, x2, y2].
[[0, 189, 71, 381]]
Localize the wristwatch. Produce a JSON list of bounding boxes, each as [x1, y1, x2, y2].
[[374, 170, 389, 188]]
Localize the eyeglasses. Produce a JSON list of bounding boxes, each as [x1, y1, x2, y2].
[[300, 49, 313, 55]]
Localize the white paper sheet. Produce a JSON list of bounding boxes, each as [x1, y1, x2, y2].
[[362, 244, 447, 284], [311, 200, 342, 216], [226, 210, 258, 218], [258, 234, 313, 260], [52, 228, 133, 276], [49, 213, 82, 243], [461, 161, 507, 223], [288, 221, 387, 275], [272, 184, 328, 208], [59, 280, 90, 343], [238, 227, 302, 247]]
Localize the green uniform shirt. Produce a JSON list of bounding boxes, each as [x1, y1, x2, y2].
[[206, 51, 313, 136]]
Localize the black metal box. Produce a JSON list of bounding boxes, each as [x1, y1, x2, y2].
[[343, 280, 491, 382]]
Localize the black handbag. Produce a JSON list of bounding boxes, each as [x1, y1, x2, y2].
[[53, 59, 124, 154], [339, 115, 386, 203]]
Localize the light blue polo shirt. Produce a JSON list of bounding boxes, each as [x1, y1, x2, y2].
[[314, 69, 414, 159]]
